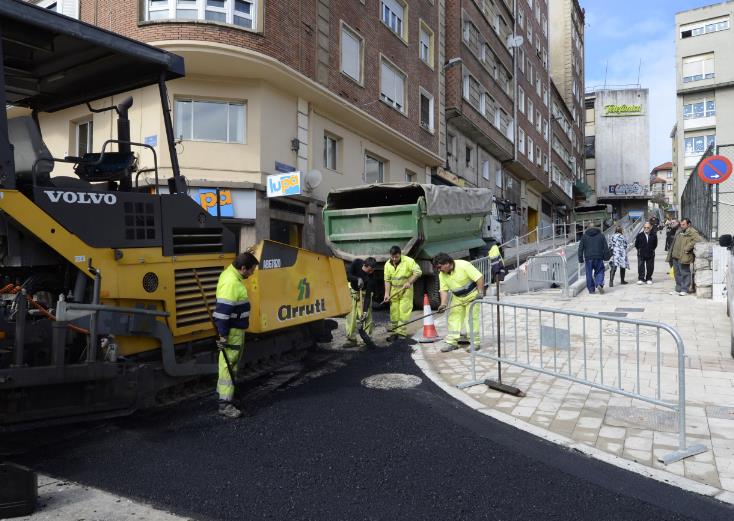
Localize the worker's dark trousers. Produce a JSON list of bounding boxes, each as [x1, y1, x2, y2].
[[637, 257, 654, 282]]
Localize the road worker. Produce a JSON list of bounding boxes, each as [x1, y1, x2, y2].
[[382, 246, 422, 341], [487, 239, 505, 283], [433, 252, 485, 353], [214, 251, 259, 418], [344, 257, 377, 347]]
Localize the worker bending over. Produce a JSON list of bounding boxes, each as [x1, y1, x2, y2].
[[344, 257, 377, 347], [382, 246, 422, 341], [433, 252, 485, 353], [214, 252, 259, 418]]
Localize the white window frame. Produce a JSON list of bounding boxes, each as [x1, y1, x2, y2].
[[527, 137, 534, 162], [365, 153, 385, 183], [419, 21, 434, 67], [683, 98, 715, 119], [380, 57, 407, 113], [682, 53, 715, 83], [518, 86, 525, 113], [324, 133, 338, 171], [528, 100, 534, 124], [419, 88, 435, 132], [681, 16, 730, 38], [144, 0, 257, 30], [518, 128, 526, 154], [75, 119, 93, 157], [340, 23, 363, 84], [482, 159, 490, 180], [381, 0, 406, 40], [174, 98, 246, 144], [684, 134, 716, 156]]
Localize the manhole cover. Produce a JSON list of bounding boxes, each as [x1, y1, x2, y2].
[[361, 373, 422, 390], [706, 405, 734, 420], [604, 406, 678, 432]]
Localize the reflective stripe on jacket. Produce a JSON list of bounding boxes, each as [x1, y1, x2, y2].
[[384, 255, 422, 287], [439, 259, 482, 296], [214, 264, 250, 344]]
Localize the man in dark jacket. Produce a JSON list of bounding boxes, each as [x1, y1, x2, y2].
[[665, 220, 679, 251], [578, 225, 610, 294], [634, 221, 658, 284], [344, 257, 377, 347]]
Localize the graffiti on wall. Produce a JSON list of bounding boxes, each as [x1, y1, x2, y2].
[[608, 183, 648, 196]]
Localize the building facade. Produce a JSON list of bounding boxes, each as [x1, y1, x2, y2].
[[649, 162, 675, 215], [675, 2, 734, 234], [584, 88, 650, 219], [27, 0, 443, 253]]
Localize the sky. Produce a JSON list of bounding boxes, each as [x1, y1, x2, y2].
[[582, 0, 719, 170]]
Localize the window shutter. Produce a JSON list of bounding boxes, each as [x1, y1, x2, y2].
[[61, 0, 80, 19], [341, 28, 360, 81]]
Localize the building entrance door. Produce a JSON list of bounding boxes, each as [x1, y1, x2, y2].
[[528, 208, 539, 243]]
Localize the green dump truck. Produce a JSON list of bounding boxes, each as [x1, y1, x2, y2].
[[323, 183, 494, 308]]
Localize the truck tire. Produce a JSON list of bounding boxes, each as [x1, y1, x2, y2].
[[423, 275, 440, 310], [412, 278, 424, 310]]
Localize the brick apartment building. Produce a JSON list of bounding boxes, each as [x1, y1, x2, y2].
[[26, 0, 584, 248], [26, 0, 442, 253]]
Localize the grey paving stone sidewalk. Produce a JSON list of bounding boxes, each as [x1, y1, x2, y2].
[[419, 245, 734, 497]]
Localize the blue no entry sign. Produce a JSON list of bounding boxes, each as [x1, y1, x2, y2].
[[698, 155, 733, 184]]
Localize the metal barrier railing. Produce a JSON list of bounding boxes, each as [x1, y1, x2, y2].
[[459, 298, 708, 465], [525, 253, 569, 297]]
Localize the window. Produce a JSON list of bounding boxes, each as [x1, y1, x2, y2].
[[536, 77, 541, 96], [518, 128, 526, 154], [419, 22, 434, 66], [380, 59, 406, 112], [381, 0, 405, 39], [536, 146, 541, 165], [496, 168, 503, 189], [175, 99, 245, 143], [518, 49, 525, 74], [527, 20, 533, 40], [463, 74, 481, 110], [542, 49, 548, 69], [518, 9, 524, 29], [667, 183, 673, 190], [447, 133, 456, 158], [145, 0, 256, 29], [324, 134, 338, 171], [535, 111, 542, 133], [518, 87, 525, 113], [420, 89, 434, 131], [75, 120, 93, 157], [542, 118, 548, 140], [667, 171, 673, 178], [681, 16, 729, 38], [406, 170, 417, 182], [682, 53, 714, 83], [528, 100, 534, 124], [543, 85, 548, 106], [683, 98, 715, 119], [365, 154, 384, 183], [463, 21, 480, 53], [341, 25, 363, 83], [465, 146, 473, 168], [482, 160, 490, 180], [527, 60, 533, 83], [528, 137, 534, 162], [542, 153, 548, 172], [684, 134, 715, 156]]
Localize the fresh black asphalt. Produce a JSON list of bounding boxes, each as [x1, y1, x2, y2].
[[6, 340, 734, 521]]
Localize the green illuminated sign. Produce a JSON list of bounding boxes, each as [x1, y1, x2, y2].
[[604, 104, 643, 116]]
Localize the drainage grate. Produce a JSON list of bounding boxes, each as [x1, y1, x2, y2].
[[604, 406, 678, 433], [706, 406, 734, 420], [361, 373, 422, 390], [599, 312, 628, 317], [615, 308, 645, 312]]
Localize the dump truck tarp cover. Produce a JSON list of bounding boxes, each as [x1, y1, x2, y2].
[[326, 183, 493, 216], [1, 0, 184, 112]]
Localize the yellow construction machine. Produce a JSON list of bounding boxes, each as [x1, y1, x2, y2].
[[0, 1, 349, 429]]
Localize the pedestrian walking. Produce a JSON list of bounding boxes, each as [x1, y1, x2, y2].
[[214, 251, 259, 419], [666, 218, 701, 296], [382, 246, 422, 341], [634, 222, 658, 284], [608, 226, 629, 287], [665, 219, 679, 251], [344, 257, 378, 347], [432, 252, 485, 352], [578, 224, 610, 294]]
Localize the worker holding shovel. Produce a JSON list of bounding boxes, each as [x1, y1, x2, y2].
[[344, 257, 378, 348], [382, 246, 422, 342], [433, 252, 485, 353]]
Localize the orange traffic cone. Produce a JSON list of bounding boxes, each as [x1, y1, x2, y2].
[[419, 293, 440, 343]]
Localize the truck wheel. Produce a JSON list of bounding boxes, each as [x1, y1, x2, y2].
[[412, 278, 425, 310], [424, 275, 440, 310]]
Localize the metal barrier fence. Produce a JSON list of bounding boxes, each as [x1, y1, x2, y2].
[[525, 254, 569, 297], [459, 298, 708, 465]]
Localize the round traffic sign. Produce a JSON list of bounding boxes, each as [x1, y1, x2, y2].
[[698, 155, 733, 184]]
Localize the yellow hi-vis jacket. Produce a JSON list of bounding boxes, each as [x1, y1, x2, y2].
[[439, 259, 483, 297], [384, 255, 422, 292], [214, 264, 250, 347]]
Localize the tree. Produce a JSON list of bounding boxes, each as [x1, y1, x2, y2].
[[650, 194, 670, 210]]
